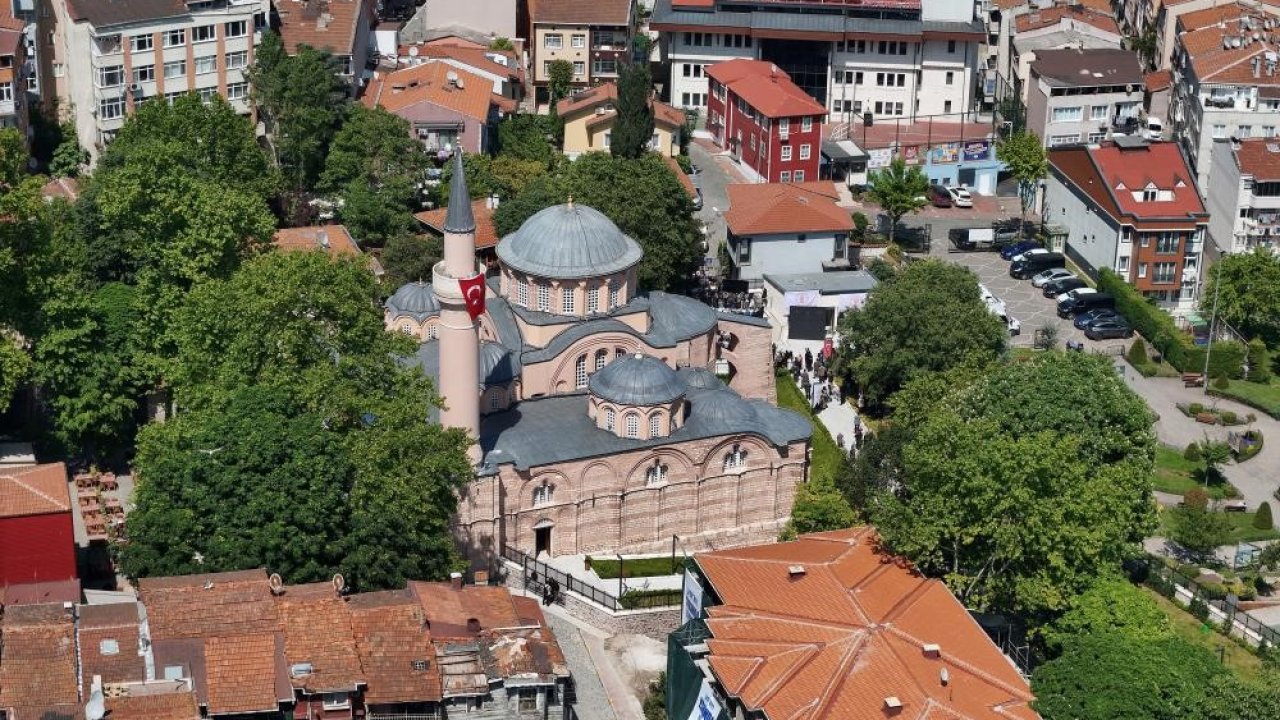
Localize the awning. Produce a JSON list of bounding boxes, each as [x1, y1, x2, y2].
[[822, 139, 868, 161]]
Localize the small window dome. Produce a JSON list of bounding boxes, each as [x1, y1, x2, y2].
[[496, 202, 643, 280], [589, 353, 686, 406], [386, 281, 441, 319]]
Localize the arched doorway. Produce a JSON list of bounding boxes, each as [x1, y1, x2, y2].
[[533, 518, 554, 557]]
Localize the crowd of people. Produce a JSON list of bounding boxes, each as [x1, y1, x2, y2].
[[775, 346, 866, 458]]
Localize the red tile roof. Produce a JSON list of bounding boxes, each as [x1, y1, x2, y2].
[[277, 583, 366, 693], [0, 604, 80, 720], [409, 582, 523, 639], [1015, 5, 1118, 34], [0, 462, 70, 518], [104, 691, 201, 720], [1049, 142, 1207, 225], [348, 590, 443, 704], [417, 200, 499, 248], [725, 182, 853, 236], [1232, 138, 1280, 180], [364, 63, 495, 120], [203, 633, 285, 715], [406, 44, 522, 82], [556, 82, 687, 129], [1179, 18, 1280, 85], [138, 569, 281, 640], [273, 224, 361, 257], [1145, 69, 1172, 92], [694, 528, 1038, 720], [79, 603, 146, 688], [530, 0, 632, 25], [275, 0, 368, 56], [0, 578, 81, 605], [707, 60, 827, 119]]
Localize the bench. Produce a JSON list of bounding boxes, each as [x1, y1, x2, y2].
[[1183, 373, 1205, 388]]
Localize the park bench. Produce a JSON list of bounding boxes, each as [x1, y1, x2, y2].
[[1182, 373, 1205, 388]]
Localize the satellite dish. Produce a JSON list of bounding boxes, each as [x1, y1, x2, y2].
[[269, 573, 284, 595], [332, 573, 346, 593], [408, 45, 419, 57], [85, 676, 106, 720]]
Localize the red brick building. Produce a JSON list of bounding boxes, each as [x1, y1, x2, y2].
[[706, 59, 827, 183], [0, 463, 77, 589]]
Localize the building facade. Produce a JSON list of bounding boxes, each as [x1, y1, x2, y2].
[[48, 0, 269, 158], [0, 16, 28, 140], [705, 60, 826, 183], [529, 0, 634, 105], [1045, 139, 1208, 312], [1026, 48, 1146, 148], [362, 62, 500, 153], [652, 0, 984, 121], [0, 463, 76, 589], [1000, 5, 1123, 106], [1206, 138, 1280, 255], [557, 82, 686, 159], [723, 181, 854, 283]]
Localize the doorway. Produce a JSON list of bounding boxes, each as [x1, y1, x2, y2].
[[534, 526, 552, 557]]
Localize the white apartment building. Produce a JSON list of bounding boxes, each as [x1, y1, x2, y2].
[[1206, 138, 1280, 254], [49, 0, 269, 158], [652, 0, 983, 123]]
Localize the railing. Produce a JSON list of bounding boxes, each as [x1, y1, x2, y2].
[[501, 545, 681, 612], [1144, 555, 1280, 650]]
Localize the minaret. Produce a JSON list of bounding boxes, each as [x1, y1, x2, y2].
[[433, 151, 481, 461]]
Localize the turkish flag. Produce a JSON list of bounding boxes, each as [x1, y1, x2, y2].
[[822, 338, 834, 359], [459, 273, 487, 321]]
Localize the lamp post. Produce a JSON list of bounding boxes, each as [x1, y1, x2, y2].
[[1202, 249, 1223, 395], [616, 553, 624, 599]]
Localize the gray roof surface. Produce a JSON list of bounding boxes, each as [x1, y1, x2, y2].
[[444, 151, 476, 234], [763, 270, 879, 295], [588, 353, 687, 406], [650, 0, 984, 36], [822, 139, 868, 161], [66, 0, 186, 27], [1012, 30, 1119, 55], [714, 310, 771, 328], [518, 291, 719, 363], [677, 366, 724, 391], [1030, 48, 1145, 87], [386, 281, 442, 319], [495, 203, 643, 280], [508, 296, 652, 327], [402, 340, 521, 387], [478, 387, 812, 471]]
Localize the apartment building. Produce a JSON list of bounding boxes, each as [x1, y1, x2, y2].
[[0, 14, 27, 138], [529, 0, 634, 105], [705, 59, 826, 183], [48, 0, 269, 159], [1026, 48, 1145, 147], [1170, 12, 1280, 192], [652, 0, 983, 122], [1, 0, 46, 105], [1003, 4, 1123, 105], [1206, 138, 1280, 254], [1045, 138, 1208, 311], [275, 0, 372, 90]]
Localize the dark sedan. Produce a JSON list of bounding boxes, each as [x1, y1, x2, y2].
[[1043, 277, 1087, 298], [1074, 308, 1123, 330], [1084, 319, 1134, 340], [1000, 240, 1039, 260]]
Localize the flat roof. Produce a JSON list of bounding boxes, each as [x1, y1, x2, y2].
[[764, 270, 878, 294]]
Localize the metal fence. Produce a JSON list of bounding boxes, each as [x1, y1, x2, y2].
[[501, 545, 682, 612], [1145, 556, 1280, 650]]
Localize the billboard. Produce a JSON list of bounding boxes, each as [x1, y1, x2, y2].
[[868, 148, 893, 169], [901, 144, 921, 164], [681, 568, 703, 625], [688, 679, 724, 720], [963, 140, 991, 162], [930, 142, 960, 164]]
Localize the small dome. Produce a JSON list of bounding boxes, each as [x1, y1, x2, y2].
[[589, 353, 685, 406], [677, 366, 724, 390], [479, 342, 518, 385], [689, 389, 757, 428], [497, 203, 643, 280], [386, 281, 441, 319]]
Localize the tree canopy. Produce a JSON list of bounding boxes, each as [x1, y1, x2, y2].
[[612, 63, 656, 159], [1039, 578, 1171, 654], [1200, 248, 1280, 347], [320, 105, 426, 245], [996, 131, 1047, 226], [380, 233, 443, 289], [864, 158, 928, 244]]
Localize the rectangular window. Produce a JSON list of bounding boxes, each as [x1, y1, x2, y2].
[[165, 90, 185, 105], [97, 64, 124, 88], [1090, 105, 1109, 121], [99, 96, 125, 120], [1088, 131, 1107, 143], [197, 87, 216, 103], [226, 82, 248, 101], [1156, 232, 1179, 253], [945, 71, 954, 85], [592, 58, 616, 75], [587, 285, 598, 313], [1153, 261, 1177, 283], [130, 34, 153, 52], [1137, 263, 1148, 278], [573, 61, 585, 76], [738, 236, 751, 262], [1052, 106, 1083, 123], [132, 64, 155, 84], [1264, 126, 1277, 137], [164, 60, 186, 79], [799, 143, 811, 160], [1212, 124, 1228, 139], [562, 288, 575, 314], [224, 20, 247, 38], [164, 29, 185, 48], [571, 34, 585, 48], [801, 116, 812, 132], [0, 82, 12, 102], [544, 34, 562, 49], [1238, 125, 1253, 138], [1117, 256, 1129, 271], [517, 280, 528, 307], [948, 39, 957, 53], [195, 55, 217, 75], [780, 170, 791, 182], [833, 235, 846, 259], [537, 284, 549, 311], [794, 170, 805, 181], [1049, 133, 1081, 146], [779, 118, 789, 136], [225, 51, 248, 70], [781, 145, 792, 161], [944, 100, 952, 113], [192, 25, 216, 43]]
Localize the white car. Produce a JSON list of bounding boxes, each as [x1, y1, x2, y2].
[[1145, 118, 1163, 141], [1031, 268, 1074, 288], [947, 186, 973, 208], [1011, 247, 1049, 263], [978, 283, 996, 302], [1056, 286, 1097, 303]]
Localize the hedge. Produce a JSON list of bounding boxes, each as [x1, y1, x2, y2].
[[1096, 269, 1246, 377]]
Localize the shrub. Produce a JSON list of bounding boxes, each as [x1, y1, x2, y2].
[[1248, 338, 1272, 383], [852, 212, 869, 241], [1214, 373, 1231, 390], [1127, 338, 1149, 366], [1189, 595, 1211, 622], [674, 154, 692, 174], [1256, 501, 1274, 530], [1188, 402, 1205, 416], [1198, 581, 1228, 601], [1184, 442, 1202, 461], [1221, 411, 1238, 425], [1176, 562, 1202, 581]]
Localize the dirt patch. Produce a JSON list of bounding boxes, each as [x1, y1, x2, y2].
[[603, 633, 668, 699]]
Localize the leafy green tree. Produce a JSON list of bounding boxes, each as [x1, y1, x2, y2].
[[497, 114, 557, 165], [380, 233, 443, 288], [611, 62, 656, 159], [320, 106, 425, 244], [437, 151, 548, 207], [872, 352, 1157, 616], [782, 476, 857, 539], [548, 60, 575, 106], [0, 334, 29, 413], [997, 131, 1047, 230], [1247, 338, 1271, 383], [1197, 437, 1232, 484], [1127, 338, 1148, 366], [834, 426, 907, 511], [1254, 501, 1273, 530], [1031, 633, 1224, 720], [1168, 487, 1233, 557], [338, 179, 417, 246], [1200, 249, 1280, 346], [49, 121, 88, 178], [1185, 676, 1280, 720], [0, 128, 27, 187], [1039, 578, 1171, 655], [864, 158, 928, 244], [249, 31, 349, 190], [837, 260, 1006, 405], [489, 37, 515, 51]]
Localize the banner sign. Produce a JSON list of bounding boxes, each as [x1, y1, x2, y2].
[[682, 568, 703, 625], [867, 148, 893, 169], [688, 679, 723, 720], [930, 142, 960, 165], [901, 144, 921, 164], [963, 140, 991, 162]]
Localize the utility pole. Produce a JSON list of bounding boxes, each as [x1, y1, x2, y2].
[[1202, 250, 1223, 394]]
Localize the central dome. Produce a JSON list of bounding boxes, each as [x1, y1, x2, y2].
[[589, 353, 686, 406], [497, 203, 643, 280]]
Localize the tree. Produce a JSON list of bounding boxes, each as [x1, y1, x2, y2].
[[489, 37, 515, 51], [49, 121, 88, 178], [1167, 487, 1233, 557], [1039, 578, 1172, 655], [1196, 437, 1232, 484], [1185, 676, 1280, 720], [1031, 633, 1224, 720], [837, 260, 1006, 405], [380, 233, 443, 288], [497, 113, 557, 165], [1201, 249, 1280, 346], [863, 158, 928, 244], [1254, 501, 1273, 530], [871, 352, 1157, 616], [320, 106, 426, 244], [834, 426, 908, 511], [0, 128, 27, 187], [997, 131, 1047, 230], [782, 476, 857, 539], [548, 60, 575, 106], [1247, 338, 1271, 383], [611, 62, 656, 159], [642, 672, 667, 720], [1127, 338, 1148, 366]]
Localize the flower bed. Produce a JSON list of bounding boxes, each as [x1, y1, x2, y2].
[[1176, 402, 1248, 426], [1233, 429, 1264, 463]]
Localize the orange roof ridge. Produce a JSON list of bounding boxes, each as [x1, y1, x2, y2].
[[10, 474, 66, 509], [807, 633, 875, 720], [883, 622, 1035, 702]]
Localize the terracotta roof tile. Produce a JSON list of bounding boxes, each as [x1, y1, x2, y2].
[[531, 0, 632, 26], [417, 200, 499, 248], [725, 182, 853, 236], [79, 603, 146, 689], [276, 0, 368, 56], [277, 584, 366, 693], [138, 569, 281, 640], [349, 591, 442, 704], [1016, 5, 1118, 34], [203, 633, 284, 715], [104, 691, 201, 720], [1180, 18, 1280, 85], [409, 582, 522, 638], [409, 44, 522, 81], [0, 578, 81, 605], [0, 462, 70, 518], [694, 528, 1038, 720], [1049, 142, 1206, 224], [0, 604, 80, 719], [707, 60, 827, 118], [557, 83, 687, 129], [273, 224, 361, 257], [1145, 69, 1172, 91], [1232, 137, 1280, 179], [364, 63, 495, 120]]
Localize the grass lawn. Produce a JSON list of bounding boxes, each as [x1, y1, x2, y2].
[[1143, 587, 1267, 684], [1211, 379, 1280, 418], [1152, 445, 1237, 500], [588, 556, 685, 579], [775, 370, 842, 484], [1158, 508, 1280, 543]]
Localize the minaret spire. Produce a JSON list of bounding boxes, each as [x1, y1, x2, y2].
[[433, 150, 481, 462], [444, 150, 476, 234]]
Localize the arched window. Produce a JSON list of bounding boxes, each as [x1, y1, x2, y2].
[[650, 414, 662, 438], [399, 323, 414, 334], [537, 283, 550, 311], [723, 444, 747, 472], [616, 347, 626, 359], [645, 460, 668, 486], [595, 349, 608, 372], [516, 278, 529, 307], [625, 413, 639, 439], [605, 408, 616, 431], [575, 355, 588, 389], [561, 286, 575, 314], [532, 484, 554, 506], [587, 284, 600, 313]]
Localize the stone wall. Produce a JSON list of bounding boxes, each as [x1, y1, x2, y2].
[[718, 317, 776, 403], [499, 560, 683, 639]]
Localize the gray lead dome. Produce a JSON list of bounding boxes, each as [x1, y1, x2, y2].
[[496, 203, 643, 280], [589, 353, 686, 406], [386, 281, 441, 318]]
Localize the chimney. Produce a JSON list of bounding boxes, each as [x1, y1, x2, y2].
[[788, 565, 806, 577], [473, 570, 490, 585], [923, 643, 942, 657], [450, 571, 463, 590], [317, 229, 330, 249]]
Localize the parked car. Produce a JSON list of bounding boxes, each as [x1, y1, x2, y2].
[[1074, 308, 1123, 330], [692, 188, 704, 211], [1000, 240, 1039, 260], [949, 226, 1020, 250], [928, 184, 953, 207], [1084, 319, 1134, 340], [1056, 286, 1098, 303], [1145, 118, 1163, 141], [1010, 252, 1065, 279], [1043, 277, 1087, 297], [1011, 247, 1049, 263], [947, 186, 973, 208], [1058, 291, 1116, 318], [1031, 268, 1074, 288]]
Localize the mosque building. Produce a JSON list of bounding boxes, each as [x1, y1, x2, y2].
[[385, 153, 813, 563]]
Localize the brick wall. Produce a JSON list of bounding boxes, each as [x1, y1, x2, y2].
[[498, 560, 683, 639]]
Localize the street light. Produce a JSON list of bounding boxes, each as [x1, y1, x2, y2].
[[1202, 249, 1224, 395], [616, 553, 624, 599]]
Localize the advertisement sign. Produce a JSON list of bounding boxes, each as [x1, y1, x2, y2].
[[688, 679, 724, 720], [867, 148, 893, 169], [930, 142, 960, 165], [963, 140, 991, 162], [901, 144, 921, 164], [681, 568, 703, 625]]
